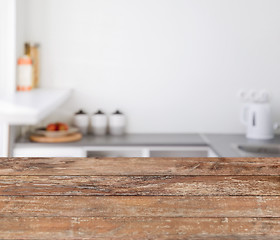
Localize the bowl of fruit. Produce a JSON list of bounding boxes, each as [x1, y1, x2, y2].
[[34, 122, 79, 138]]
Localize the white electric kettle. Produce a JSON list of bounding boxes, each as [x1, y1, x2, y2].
[[241, 102, 278, 139]]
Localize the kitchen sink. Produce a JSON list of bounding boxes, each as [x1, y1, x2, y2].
[[235, 144, 280, 157]]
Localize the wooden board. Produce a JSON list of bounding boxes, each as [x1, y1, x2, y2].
[[1, 196, 280, 218], [1, 157, 280, 176], [0, 157, 280, 239], [0, 175, 279, 196], [29, 132, 82, 143], [1, 217, 280, 239]]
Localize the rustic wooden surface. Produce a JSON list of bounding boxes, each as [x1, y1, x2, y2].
[[0, 157, 280, 239]]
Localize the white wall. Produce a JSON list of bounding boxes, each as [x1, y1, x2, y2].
[[16, 0, 28, 61], [0, 0, 16, 97], [25, 0, 280, 133], [0, 0, 28, 96], [0, 0, 27, 156]]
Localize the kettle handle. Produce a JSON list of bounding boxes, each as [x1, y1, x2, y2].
[[240, 104, 249, 126]]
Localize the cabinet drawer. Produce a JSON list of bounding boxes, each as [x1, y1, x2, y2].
[[149, 146, 217, 157], [13, 146, 86, 157], [85, 147, 148, 158]]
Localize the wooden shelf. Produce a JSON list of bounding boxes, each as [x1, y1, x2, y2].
[[0, 88, 72, 125]]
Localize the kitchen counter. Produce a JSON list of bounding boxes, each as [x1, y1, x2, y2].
[[14, 133, 211, 157], [16, 133, 206, 146], [204, 134, 280, 157], [15, 133, 280, 157], [1, 157, 280, 238]]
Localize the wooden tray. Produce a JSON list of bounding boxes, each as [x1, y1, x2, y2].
[[30, 132, 82, 143]]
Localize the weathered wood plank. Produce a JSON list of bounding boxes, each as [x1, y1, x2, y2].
[[0, 175, 279, 196], [1, 157, 280, 176], [1, 157, 280, 238], [0, 217, 280, 239], [0, 196, 280, 218]]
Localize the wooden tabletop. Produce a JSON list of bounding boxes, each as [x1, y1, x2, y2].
[[1, 157, 280, 239]]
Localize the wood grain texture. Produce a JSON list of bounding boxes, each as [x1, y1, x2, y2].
[[0, 175, 279, 196], [1, 217, 280, 239], [1, 157, 280, 239], [0, 196, 280, 218], [0, 157, 280, 175]]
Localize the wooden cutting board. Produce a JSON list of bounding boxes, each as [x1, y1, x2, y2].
[[30, 132, 82, 143]]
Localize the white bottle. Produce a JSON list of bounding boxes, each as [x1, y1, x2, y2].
[[73, 110, 89, 135], [17, 55, 33, 91], [91, 110, 107, 136], [109, 110, 126, 136]]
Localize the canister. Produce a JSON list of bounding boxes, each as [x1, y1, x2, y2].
[[91, 110, 107, 136], [73, 110, 89, 135], [109, 110, 126, 135]]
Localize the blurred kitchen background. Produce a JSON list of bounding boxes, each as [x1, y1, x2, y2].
[[0, 0, 280, 158]]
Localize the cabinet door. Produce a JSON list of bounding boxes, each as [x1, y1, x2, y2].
[[85, 147, 147, 157], [86, 146, 218, 158], [13, 146, 86, 157], [149, 146, 217, 157]]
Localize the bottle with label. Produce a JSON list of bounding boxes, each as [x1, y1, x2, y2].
[[17, 55, 33, 91], [25, 42, 40, 88]]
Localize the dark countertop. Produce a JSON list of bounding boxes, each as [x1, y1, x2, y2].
[[15, 133, 280, 157]]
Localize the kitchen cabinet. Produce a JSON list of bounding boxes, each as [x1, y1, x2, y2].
[[85, 146, 216, 158], [0, 89, 71, 125], [86, 146, 217, 157], [149, 146, 217, 157], [13, 134, 219, 157], [0, 88, 72, 157], [14, 145, 218, 158], [86, 148, 147, 158], [14, 146, 86, 158]]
